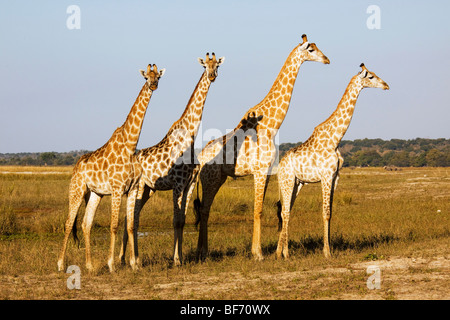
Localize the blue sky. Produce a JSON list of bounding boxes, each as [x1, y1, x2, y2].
[[0, 1, 449, 153]]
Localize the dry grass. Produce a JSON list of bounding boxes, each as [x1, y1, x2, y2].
[[0, 166, 449, 300]]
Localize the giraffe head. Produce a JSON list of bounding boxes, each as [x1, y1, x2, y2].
[[140, 64, 165, 91], [298, 34, 330, 64], [198, 52, 225, 82], [240, 112, 264, 132], [357, 63, 389, 90]]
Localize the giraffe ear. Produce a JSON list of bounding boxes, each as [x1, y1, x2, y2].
[[299, 41, 309, 51], [198, 57, 206, 67], [359, 70, 368, 78], [217, 57, 225, 65], [159, 68, 166, 77], [139, 69, 146, 78]]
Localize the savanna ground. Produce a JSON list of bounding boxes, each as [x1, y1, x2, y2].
[[0, 166, 448, 300]]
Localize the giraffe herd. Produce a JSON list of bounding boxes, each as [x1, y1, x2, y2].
[[57, 34, 389, 272]]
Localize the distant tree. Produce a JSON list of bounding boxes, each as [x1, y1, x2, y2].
[[420, 144, 432, 152], [349, 150, 382, 167], [426, 149, 448, 167], [339, 140, 351, 147], [40, 152, 57, 165], [391, 139, 406, 149], [411, 152, 427, 167], [382, 151, 395, 165], [19, 156, 37, 166], [383, 141, 398, 150], [61, 155, 76, 165], [391, 150, 411, 167], [351, 145, 361, 152], [405, 145, 414, 152]]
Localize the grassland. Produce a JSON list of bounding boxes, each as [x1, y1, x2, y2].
[[0, 166, 449, 300]]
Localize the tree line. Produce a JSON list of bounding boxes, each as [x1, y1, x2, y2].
[[0, 150, 90, 166], [278, 138, 450, 167], [1, 138, 449, 167]]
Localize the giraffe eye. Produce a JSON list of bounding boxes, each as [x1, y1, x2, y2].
[[368, 75, 374, 79], [308, 49, 314, 53]]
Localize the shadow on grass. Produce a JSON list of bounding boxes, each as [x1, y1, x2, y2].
[[136, 248, 240, 269], [183, 247, 240, 264], [262, 233, 399, 257], [136, 233, 400, 267]]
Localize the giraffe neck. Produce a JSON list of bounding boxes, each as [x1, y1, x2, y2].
[[166, 71, 211, 143], [121, 83, 153, 153], [314, 76, 363, 149], [255, 44, 305, 131]]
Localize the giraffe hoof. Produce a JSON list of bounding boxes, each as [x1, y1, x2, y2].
[[129, 259, 140, 271], [130, 265, 139, 272], [86, 263, 95, 273], [323, 250, 332, 259], [252, 247, 264, 261], [173, 259, 182, 267], [253, 253, 264, 261]]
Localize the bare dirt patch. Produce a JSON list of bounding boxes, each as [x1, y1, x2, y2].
[[1, 246, 447, 300]]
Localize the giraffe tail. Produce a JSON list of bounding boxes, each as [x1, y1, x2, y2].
[[193, 179, 202, 229], [72, 214, 80, 248], [276, 200, 282, 232], [275, 183, 282, 232]]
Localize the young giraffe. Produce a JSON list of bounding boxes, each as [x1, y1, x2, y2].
[[57, 64, 165, 272], [194, 34, 330, 261], [119, 53, 224, 267], [276, 63, 389, 259]]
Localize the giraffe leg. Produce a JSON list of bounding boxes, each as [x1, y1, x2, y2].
[[251, 172, 270, 261], [120, 183, 151, 267], [172, 186, 186, 266], [57, 176, 86, 271], [135, 188, 154, 266], [321, 172, 338, 258], [124, 186, 139, 271], [81, 192, 102, 272], [276, 176, 301, 260], [107, 191, 122, 272], [196, 167, 227, 261], [184, 175, 198, 214]]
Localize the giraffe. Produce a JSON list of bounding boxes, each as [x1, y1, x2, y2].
[[57, 64, 165, 272], [275, 63, 389, 259], [194, 34, 330, 261], [119, 53, 224, 267]]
